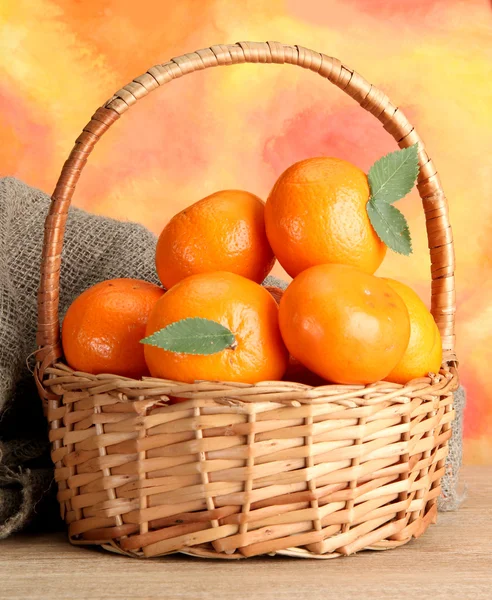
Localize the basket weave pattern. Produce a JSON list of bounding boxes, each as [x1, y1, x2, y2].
[[36, 42, 458, 559]]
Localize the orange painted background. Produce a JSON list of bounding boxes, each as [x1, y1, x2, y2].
[[1, 0, 491, 463]]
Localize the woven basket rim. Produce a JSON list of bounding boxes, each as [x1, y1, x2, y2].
[[41, 360, 459, 406]]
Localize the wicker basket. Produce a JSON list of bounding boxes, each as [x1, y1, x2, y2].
[[35, 41, 458, 559]]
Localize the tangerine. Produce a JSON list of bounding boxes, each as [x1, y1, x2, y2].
[[278, 264, 410, 384], [384, 279, 442, 384], [62, 278, 165, 378], [283, 355, 327, 386], [144, 272, 288, 383], [264, 157, 386, 277], [156, 190, 275, 289]]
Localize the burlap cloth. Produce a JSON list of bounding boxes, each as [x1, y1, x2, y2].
[[0, 177, 465, 538]]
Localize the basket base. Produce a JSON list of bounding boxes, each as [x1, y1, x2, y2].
[[67, 507, 434, 560], [68, 535, 416, 560]]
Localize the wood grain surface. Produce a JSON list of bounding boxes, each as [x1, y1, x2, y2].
[[0, 466, 489, 600]]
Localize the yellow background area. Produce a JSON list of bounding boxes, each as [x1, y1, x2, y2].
[[1, 0, 491, 463]]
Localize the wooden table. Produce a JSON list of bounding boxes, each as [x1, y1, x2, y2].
[[1, 466, 489, 600]]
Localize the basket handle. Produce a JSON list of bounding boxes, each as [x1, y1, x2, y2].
[[36, 41, 457, 379]]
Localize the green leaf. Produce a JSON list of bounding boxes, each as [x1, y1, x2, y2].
[[140, 318, 235, 355], [367, 200, 412, 255], [368, 143, 419, 204]]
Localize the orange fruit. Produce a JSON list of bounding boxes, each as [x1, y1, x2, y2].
[[283, 355, 327, 386], [144, 272, 288, 383], [384, 279, 443, 384], [62, 278, 165, 378], [278, 264, 410, 384], [264, 157, 386, 278], [156, 190, 275, 289]]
